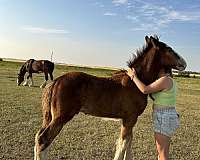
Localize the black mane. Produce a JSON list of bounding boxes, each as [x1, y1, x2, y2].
[[127, 44, 150, 69], [19, 62, 27, 76], [127, 35, 159, 69]]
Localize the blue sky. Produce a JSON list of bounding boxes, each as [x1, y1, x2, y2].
[[0, 0, 200, 71]]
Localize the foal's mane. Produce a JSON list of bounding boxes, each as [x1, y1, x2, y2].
[[110, 35, 165, 87], [111, 39, 154, 78], [19, 62, 27, 76], [127, 35, 159, 69], [19, 59, 35, 76]]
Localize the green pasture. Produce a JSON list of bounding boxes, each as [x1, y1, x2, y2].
[[0, 61, 199, 160]]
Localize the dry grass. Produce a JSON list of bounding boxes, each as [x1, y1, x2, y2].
[[0, 61, 199, 160]]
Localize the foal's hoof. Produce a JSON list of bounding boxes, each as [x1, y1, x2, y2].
[[40, 84, 46, 88], [40, 85, 44, 88], [23, 83, 28, 86]]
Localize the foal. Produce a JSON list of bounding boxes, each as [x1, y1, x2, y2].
[[34, 36, 186, 160], [17, 59, 54, 88]]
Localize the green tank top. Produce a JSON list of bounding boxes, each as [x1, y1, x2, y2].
[[152, 78, 176, 106]]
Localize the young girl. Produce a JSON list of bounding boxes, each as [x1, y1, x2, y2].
[[127, 67, 179, 160]]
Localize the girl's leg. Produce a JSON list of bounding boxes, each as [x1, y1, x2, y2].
[[154, 132, 170, 160]]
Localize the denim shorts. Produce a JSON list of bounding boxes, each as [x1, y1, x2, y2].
[[152, 107, 180, 137]]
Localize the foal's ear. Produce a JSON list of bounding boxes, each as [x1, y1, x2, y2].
[[145, 36, 150, 44], [150, 36, 159, 50]]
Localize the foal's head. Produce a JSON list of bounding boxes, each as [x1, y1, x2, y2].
[[17, 74, 24, 86], [17, 63, 27, 86], [128, 35, 187, 84], [147, 36, 187, 71]]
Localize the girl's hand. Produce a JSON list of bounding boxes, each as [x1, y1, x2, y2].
[[127, 68, 137, 79], [131, 68, 137, 77]]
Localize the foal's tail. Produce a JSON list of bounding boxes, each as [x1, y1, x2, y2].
[[41, 80, 56, 127]]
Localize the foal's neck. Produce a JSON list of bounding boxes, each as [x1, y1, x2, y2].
[[138, 50, 160, 85], [19, 64, 27, 76]]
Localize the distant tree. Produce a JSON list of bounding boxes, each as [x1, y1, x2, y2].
[[178, 71, 190, 78]]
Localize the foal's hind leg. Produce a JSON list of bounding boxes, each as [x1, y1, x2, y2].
[[49, 72, 53, 81], [34, 116, 73, 160], [114, 117, 137, 160]]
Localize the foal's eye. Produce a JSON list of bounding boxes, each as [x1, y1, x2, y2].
[[167, 47, 171, 50], [167, 47, 173, 52]]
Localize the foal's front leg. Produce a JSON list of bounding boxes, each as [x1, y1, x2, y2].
[[23, 74, 28, 86], [40, 72, 48, 88], [28, 73, 34, 87], [23, 73, 34, 87], [114, 118, 136, 160], [123, 135, 133, 160]]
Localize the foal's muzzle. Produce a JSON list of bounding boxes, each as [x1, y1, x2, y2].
[[176, 58, 187, 71]]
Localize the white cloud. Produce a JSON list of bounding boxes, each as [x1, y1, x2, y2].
[[130, 23, 158, 31], [156, 10, 200, 27], [93, 2, 104, 8], [167, 10, 200, 21], [124, 1, 200, 31], [126, 15, 138, 22], [112, 0, 128, 5], [97, 0, 200, 31], [104, 12, 117, 16], [21, 26, 69, 34]]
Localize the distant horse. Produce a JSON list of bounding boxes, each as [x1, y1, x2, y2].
[[17, 59, 54, 88], [34, 36, 186, 160]]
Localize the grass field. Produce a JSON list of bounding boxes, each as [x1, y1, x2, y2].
[[0, 61, 199, 160]]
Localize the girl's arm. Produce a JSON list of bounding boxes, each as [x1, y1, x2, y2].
[[127, 68, 171, 94]]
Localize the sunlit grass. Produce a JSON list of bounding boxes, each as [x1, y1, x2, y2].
[[0, 61, 199, 160]]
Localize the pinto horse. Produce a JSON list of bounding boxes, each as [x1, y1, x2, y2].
[[34, 36, 186, 160], [17, 59, 54, 88]]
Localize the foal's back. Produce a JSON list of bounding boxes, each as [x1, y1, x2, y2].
[[50, 72, 147, 119]]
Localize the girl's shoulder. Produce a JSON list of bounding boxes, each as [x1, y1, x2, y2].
[[156, 76, 173, 90], [157, 76, 171, 82], [158, 75, 173, 81]]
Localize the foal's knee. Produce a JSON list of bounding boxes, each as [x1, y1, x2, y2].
[[35, 131, 49, 152], [35, 134, 51, 160]]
